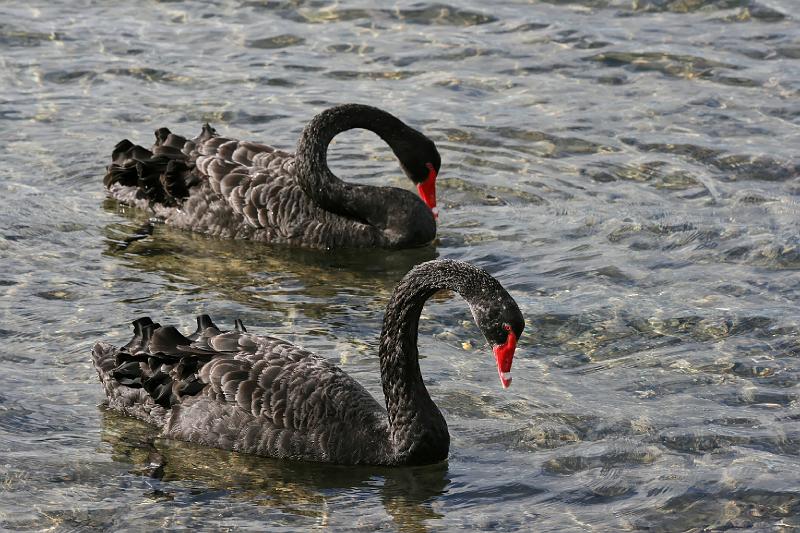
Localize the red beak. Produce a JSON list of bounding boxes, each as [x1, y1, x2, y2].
[[417, 166, 438, 218], [493, 329, 517, 389]]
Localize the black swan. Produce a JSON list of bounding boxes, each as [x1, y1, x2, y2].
[[92, 260, 524, 466], [103, 104, 440, 249]]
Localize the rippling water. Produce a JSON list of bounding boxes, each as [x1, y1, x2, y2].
[[1, 0, 799, 530]]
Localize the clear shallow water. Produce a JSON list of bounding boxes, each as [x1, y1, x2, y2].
[[1, 0, 799, 530]]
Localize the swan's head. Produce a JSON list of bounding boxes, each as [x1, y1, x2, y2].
[[376, 187, 438, 248], [393, 128, 441, 217], [470, 285, 525, 389]]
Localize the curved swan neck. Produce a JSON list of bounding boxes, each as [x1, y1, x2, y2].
[[378, 260, 496, 462], [294, 104, 408, 217]]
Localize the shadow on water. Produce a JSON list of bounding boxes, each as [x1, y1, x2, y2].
[[100, 408, 450, 532], [100, 199, 438, 317]]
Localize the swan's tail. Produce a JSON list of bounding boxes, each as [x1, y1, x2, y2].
[[91, 317, 175, 427], [103, 124, 218, 206], [92, 316, 232, 428]]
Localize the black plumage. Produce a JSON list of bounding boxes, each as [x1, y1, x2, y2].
[[92, 260, 524, 465], [92, 260, 524, 466], [103, 104, 440, 249]]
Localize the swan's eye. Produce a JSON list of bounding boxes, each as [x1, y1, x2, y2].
[[502, 323, 512, 332]]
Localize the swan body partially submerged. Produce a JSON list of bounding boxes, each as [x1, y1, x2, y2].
[[104, 104, 440, 249], [92, 260, 524, 466]]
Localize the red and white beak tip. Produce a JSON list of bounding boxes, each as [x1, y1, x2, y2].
[[417, 181, 437, 215], [493, 328, 517, 390], [417, 166, 438, 217]]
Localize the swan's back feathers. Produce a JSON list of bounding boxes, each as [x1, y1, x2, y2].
[[103, 125, 385, 248], [92, 316, 391, 463]]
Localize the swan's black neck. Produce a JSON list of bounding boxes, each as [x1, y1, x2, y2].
[[294, 104, 434, 247], [378, 260, 503, 464], [295, 104, 405, 212]]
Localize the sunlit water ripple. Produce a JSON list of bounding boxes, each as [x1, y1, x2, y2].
[[1, 0, 799, 530]]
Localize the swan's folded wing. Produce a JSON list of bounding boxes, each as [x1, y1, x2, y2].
[[192, 136, 309, 234], [195, 332, 380, 434], [104, 124, 298, 223], [190, 137, 389, 247], [96, 317, 389, 462], [96, 316, 379, 432], [164, 325, 387, 461]]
